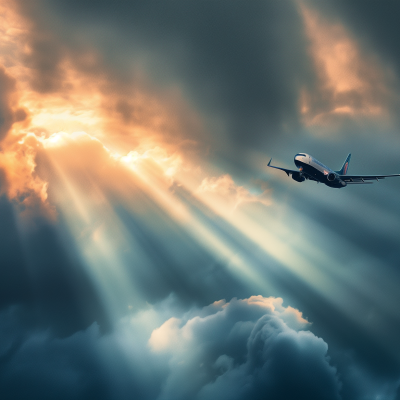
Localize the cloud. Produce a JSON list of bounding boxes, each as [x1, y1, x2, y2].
[[0, 65, 28, 142], [12, 0, 314, 152], [298, 1, 398, 133], [0, 309, 111, 400], [21, 131, 184, 212], [0, 0, 206, 158], [0, 126, 271, 228], [149, 295, 340, 400], [0, 133, 52, 219], [6, 0, 400, 162], [310, 0, 400, 81], [0, 296, 343, 400], [0, 126, 273, 330], [0, 128, 269, 326]]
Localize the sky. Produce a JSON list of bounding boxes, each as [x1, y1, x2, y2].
[[1, 0, 400, 399]]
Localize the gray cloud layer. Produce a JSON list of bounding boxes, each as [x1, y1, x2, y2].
[[15, 0, 313, 150], [0, 296, 342, 400]]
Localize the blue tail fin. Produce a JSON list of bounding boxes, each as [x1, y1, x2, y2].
[[336, 153, 351, 175]]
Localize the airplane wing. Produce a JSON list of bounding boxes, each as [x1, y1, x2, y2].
[[267, 159, 318, 181], [340, 174, 400, 184], [267, 159, 298, 176]]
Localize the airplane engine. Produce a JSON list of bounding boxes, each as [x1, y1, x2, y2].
[[292, 172, 305, 182], [327, 172, 337, 181]]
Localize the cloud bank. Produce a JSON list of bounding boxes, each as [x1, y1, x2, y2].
[[0, 296, 342, 400]]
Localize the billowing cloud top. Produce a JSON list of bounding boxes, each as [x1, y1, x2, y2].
[[0, 296, 341, 400]]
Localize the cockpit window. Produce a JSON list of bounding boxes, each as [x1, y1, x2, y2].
[[296, 153, 307, 157]]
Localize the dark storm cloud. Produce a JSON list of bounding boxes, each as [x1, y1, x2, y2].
[[173, 297, 341, 400], [15, 0, 314, 149], [0, 296, 343, 400], [0, 310, 111, 400]]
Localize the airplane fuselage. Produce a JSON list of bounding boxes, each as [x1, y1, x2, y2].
[[294, 153, 346, 188]]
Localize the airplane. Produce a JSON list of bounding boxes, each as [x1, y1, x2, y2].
[[267, 153, 400, 188]]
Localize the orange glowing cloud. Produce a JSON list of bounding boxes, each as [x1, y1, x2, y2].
[[0, 133, 53, 218], [37, 130, 269, 224], [148, 317, 181, 352], [0, 0, 268, 227], [0, 0, 206, 149], [0, 0, 27, 70], [245, 295, 310, 330], [99, 84, 205, 155], [0, 129, 186, 222], [299, 1, 395, 130], [39, 131, 183, 198], [0, 0, 209, 219]]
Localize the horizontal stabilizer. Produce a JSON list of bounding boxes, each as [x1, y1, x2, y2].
[[340, 174, 400, 183]]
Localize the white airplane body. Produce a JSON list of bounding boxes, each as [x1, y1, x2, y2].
[[268, 153, 400, 188]]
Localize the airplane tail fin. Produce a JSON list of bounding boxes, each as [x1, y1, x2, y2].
[[336, 153, 351, 175]]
